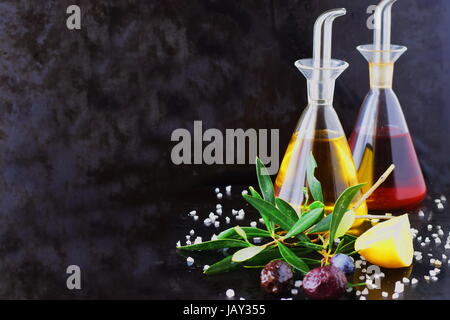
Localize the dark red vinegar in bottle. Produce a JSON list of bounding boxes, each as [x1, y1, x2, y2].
[[349, 126, 426, 210]]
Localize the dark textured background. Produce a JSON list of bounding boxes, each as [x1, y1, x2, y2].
[[0, 0, 448, 298]]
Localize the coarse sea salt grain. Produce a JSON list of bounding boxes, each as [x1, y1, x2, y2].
[[216, 204, 222, 209], [411, 278, 418, 285], [216, 209, 222, 215], [226, 289, 235, 298], [402, 277, 410, 284], [215, 188, 220, 193], [394, 282, 404, 293], [361, 288, 369, 295], [194, 236, 202, 244], [204, 218, 212, 226], [291, 289, 298, 295], [176, 240, 181, 247], [190, 229, 195, 236], [241, 190, 248, 196], [225, 217, 230, 224], [428, 224, 433, 231], [250, 221, 257, 227], [382, 292, 388, 298], [214, 221, 220, 228], [392, 293, 399, 299], [187, 257, 194, 266], [189, 210, 197, 216], [225, 185, 231, 192], [359, 296, 366, 300], [193, 216, 199, 221], [217, 193, 223, 199], [294, 280, 302, 288], [203, 265, 210, 271], [437, 203, 444, 211]]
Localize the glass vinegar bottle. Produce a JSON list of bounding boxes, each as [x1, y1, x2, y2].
[[274, 8, 367, 226], [349, 0, 426, 210]]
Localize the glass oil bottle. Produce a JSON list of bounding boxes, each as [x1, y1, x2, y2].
[[274, 8, 367, 227], [349, 0, 426, 210]]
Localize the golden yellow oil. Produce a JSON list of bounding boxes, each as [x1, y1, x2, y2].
[[275, 129, 368, 232]]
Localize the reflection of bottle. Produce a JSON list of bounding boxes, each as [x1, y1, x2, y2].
[[274, 9, 367, 222], [349, 0, 426, 210]]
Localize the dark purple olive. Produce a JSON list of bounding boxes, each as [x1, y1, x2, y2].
[[260, 260, 293, 294], [302, 266, 347, 300]]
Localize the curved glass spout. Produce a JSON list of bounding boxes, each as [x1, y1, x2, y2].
[[296, 8, 348, 104]]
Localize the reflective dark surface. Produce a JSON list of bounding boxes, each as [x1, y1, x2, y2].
[[0, 0, 448, 299]]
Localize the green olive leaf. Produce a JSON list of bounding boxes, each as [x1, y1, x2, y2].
[[329, 184, 365, 249], [275, 198, 300, 221], [243, 195, 296, 232], [217, 227, 271, 240], [335, 210, 355, 239], [232, 246, 266, 262], [284, 208, 324, 239], [249, 186, 274, 234], [234, 226, 248, 242], [277, 242, 309, 274], [256, 157, 275, 205], [177, 239, 251, 251], [306, 152, 323, 202]]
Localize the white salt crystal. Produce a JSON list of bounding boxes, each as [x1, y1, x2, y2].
[[392, 293, 399, 299], [294, 280, 302, 288], [424, 275, 430, 281], [217, 193, 223, 199], [186, 257, 194, 266], [432, 276, 438, 281], [204, 218, 212, 226], [211, 234, 218, 240], [361, 288, 369, 295], [194, 236, 202, 244], [418, 210, 425, 217], [226, 289, 235, 298], [394, 282, 404, 293], [193, 216, 199, 221], [253, 237, 262, 244], [225, 217, 230, 224], [382, 292, 388, 298], [190, 229, 195, 236], [214, 187, 220, 193], [427, 225, 433, 231], [250, 221, 257, 227], [232, 209, 238, 216], [216, 209, 223, 215], [214, 221, 220, 228], [203, 265, 210, 271], [241, 190, 248, 196], [225, 185, 232, 192], [176, 241, 181, 247], [411, 278, 418, 285], [186, 235, 191, 240], [186, 240, 191, 245], [216, 204, 222, 209], [402, 277, 410, 284], [359, 296, 366, 300], [259, 218, 265, 224], [189, 210, 197, 216], [291, 289, 298, 295], [437, 203, 444, 211]]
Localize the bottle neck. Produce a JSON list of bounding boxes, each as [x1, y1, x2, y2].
[[306, 78, 335, 105], [369, 62, 394, 89]]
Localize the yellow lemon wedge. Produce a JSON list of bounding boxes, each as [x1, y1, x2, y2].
[[355, 214, 413, 269]]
